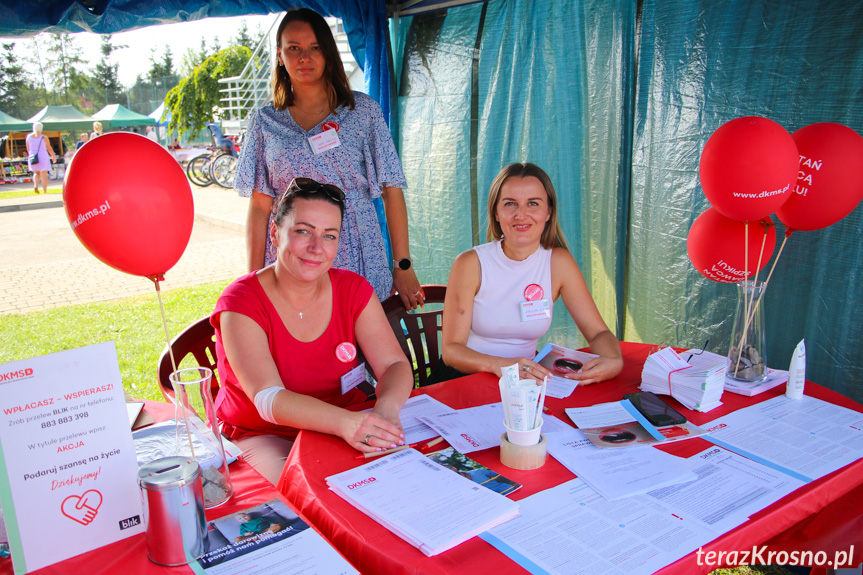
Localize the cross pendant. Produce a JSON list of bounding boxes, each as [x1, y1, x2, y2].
[[299, 312, 304, 319]]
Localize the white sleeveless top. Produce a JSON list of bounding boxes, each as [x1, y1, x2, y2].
[[466, 240, 554, 359]]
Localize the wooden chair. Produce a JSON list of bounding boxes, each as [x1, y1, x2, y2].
[[381, 285, 447, 387], [157, 316, 220, 401]]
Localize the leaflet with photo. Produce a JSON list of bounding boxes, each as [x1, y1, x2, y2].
[[192, 499, 357, 575], [565, 401, 707, 449], [533, 343, 599, 399], [426, 447, 521, 496]]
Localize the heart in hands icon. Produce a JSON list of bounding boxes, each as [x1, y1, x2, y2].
[[61, 490, 103, 525]]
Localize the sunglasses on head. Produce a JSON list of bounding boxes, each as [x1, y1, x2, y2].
[[279, 177, 345, 210]]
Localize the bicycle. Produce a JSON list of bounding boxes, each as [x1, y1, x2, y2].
[[185, 124, 242, 188]]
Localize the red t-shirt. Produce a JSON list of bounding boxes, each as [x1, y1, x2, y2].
[[211, 268, 374, 440]]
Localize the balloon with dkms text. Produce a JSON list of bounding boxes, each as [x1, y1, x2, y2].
[[687, 207, 776, 283], [63, 132, 193, 277], [699, 116, 799, 221], [775, 122, 863, 231]]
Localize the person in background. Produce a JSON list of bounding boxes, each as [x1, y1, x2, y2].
[[26, 122, 56, 194], [146, 126, 159, 144], [212, 178, 414, 484], [436, 162, 623, 385], [234, 8, 424, 310], [91, 121, 103, 139], [74, 132, 89, 154]]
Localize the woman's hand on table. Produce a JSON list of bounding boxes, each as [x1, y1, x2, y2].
[[342, 410, 406, 452], [565, 355, 623, 386], [498, 357, 550, 384]]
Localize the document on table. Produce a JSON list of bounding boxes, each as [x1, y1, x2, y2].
[[545, 428, 697, 500], [398, 395, 457, 444], [481, 478, 716, 575], [192, 499, 358, 575], [705, 394, 863, 482], [327, 448, 519, 557], [533, 343, 600, 399], [642, 446, 805, 534], [418, 403, 574, 453]]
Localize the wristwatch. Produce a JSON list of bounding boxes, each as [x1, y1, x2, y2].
[[394, 258, 412, 271]]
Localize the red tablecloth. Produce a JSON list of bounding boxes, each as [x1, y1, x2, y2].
[[277, 342, 863, 575], [0, 401, 328, 575]]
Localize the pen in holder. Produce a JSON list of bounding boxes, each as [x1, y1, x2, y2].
[[499, 364, 548, 470]]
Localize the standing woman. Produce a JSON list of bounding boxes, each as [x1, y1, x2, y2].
[[26, 122, 56, 194], [235, 8, 424, 309], [90, 121, 103, 139]]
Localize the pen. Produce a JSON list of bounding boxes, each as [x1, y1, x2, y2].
[[355, 436, 444, 460]]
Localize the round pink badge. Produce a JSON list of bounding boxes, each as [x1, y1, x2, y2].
[[524, 284, 544, 301], [322, 121, 339, 132], [335, 342, 357, 363]]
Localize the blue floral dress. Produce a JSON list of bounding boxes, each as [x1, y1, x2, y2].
[[234, 92, 407, 301]]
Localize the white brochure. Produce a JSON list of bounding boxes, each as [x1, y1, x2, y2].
[[192, 499, 358, 575], [533, 344, 600, 399], [705, 394, 863, 482], [0, 342, 145, 573], [327, 448, 519, 557], [419, 403, 573, 453], [544, 428, 696, 500], [398, 395, 457, 444], [642, 446, 806, 534], [481, 478, 716, 575]]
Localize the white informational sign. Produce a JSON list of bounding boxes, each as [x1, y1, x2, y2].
[[0, 342, 145, 573]]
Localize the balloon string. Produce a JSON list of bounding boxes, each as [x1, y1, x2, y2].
[[150, 276, 196, 461]]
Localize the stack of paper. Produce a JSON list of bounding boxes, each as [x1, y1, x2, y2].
[[641, 347, 725, 411], [684, 349, 790, 397], [326, 448, 519, 557]]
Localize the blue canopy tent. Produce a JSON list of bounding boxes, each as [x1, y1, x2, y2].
[[2, 0, 861, 402]]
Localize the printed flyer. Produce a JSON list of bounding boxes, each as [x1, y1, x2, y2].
[[0, 342, 145, 573]]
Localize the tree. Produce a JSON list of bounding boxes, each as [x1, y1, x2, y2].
[[0, 42, 29, 117], [148, 47, 175, 88], [165, 46, 251, 138], [45, 34, 88, 98], [92, 35, 125, 106], [234, 22, 255, 52]]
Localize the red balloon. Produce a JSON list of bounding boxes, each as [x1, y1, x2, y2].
[[699, 116, 799, 221], [775, 123, 863, 231], [64, 133, 193, 277], [687, 207, 776, 283]]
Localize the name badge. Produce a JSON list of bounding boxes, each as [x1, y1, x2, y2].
[[520, 299, 551, 322], [309, 128, 341, 155], [340, 361, 366, 395]]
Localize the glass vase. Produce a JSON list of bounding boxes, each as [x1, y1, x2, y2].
[[170, 367, 233, 508], [727, 281, 767, 382]]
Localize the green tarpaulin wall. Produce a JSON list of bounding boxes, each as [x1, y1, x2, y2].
[[393, 0, 863, 403]]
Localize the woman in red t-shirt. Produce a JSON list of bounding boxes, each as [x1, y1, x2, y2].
[[212, 178, 413, 484]]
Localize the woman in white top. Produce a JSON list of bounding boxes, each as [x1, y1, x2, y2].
[[26, 122, 57, 194], [440, 162, 623, 384]]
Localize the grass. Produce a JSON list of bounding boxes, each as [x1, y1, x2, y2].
[[710, 567, 797, 575], [0, 187, 63, 199], [0, 279, 232, 401]]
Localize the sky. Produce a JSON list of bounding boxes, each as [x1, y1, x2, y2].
[[2, 14, 279, 87]]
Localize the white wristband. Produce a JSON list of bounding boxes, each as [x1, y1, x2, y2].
[[253, 386, 282, 425]]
